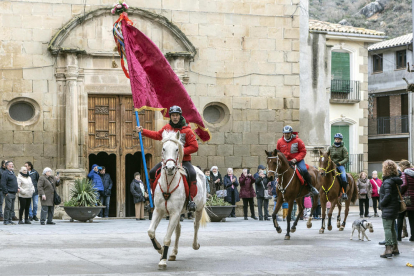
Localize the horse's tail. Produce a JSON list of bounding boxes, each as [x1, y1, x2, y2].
[[350, 178, 358, 204], [200, 207, 210, 227]]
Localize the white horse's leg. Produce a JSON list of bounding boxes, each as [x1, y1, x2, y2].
[[148, 208, 164, 254], [168, 221, 181, 261], [193, 209, 202, 250], [159, 212, 180, 270]]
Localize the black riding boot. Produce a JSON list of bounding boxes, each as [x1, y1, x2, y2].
[[341, 181, 348, 200], [303, 171, 318, 196]]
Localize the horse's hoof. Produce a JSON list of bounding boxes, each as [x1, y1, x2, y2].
[[291, 227, 296, 233], [276, 227, 282, 234], [306, 223, 312, 228], [328, 225, 332, 231], [339, 226, 344, 231], [158, 260, 167, 270], [193, 243, 200, 250], [319, 229, 324, 234], [168, 255, 176, 261], [284, 235, 290, 240], [337, 222, 340, 228]]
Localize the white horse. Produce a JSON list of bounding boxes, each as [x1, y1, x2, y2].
[[147, 130, 210, 270]]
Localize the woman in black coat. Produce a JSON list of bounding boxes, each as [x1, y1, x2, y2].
[[223, 168, 239, 217], [130, 172, 146, 220], [379, 160, 403, 258], [255, 169, 270, 221]]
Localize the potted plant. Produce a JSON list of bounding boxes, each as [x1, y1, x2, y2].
[[205, 195, 236, 222], [63, 178, 105, 223]]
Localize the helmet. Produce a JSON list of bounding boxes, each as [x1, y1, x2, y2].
[[334, 133, 343, 139], [169, 105, 182, 115], [283, 125, 293, 134]]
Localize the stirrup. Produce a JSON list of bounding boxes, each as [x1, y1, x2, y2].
[[341, 193, 348, 200], [187, 201, 196, 212]]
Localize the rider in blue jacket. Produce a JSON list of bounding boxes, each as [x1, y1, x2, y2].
[[88, 164, 104, 193]]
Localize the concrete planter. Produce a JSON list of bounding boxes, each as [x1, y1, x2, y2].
[[63, 206, 105, 223], [206, 205, 236, 222]]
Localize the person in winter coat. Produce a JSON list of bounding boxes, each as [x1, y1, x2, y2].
[[327, 133, 350, 200], [1, 161, 19, 225], [0, 160, 8, 221], [370, 170, 382, 217], [399, 160, 414, 242], [255, 169, 270, 221], [357, 171, 372, 218], [254, 165, 266, 180], [37, 167, 60, 225], [88, 164, 104, 201], [25, 162, 40, 222], [223, 168, 240, 217], [204, 169, 213, 196], [239, 169, 257, 220], [130, 172, 146, 220], [210, 166, 223, 192], [379, 160, 403, 258], [17, 166, 35, 224], [99, 166, 113, 218]]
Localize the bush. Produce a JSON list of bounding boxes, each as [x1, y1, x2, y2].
[[64, 178, 100, 207], [206, 195, 231, 206]]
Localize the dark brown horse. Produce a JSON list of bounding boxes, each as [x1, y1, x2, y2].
[[266, 149, 321, 240], [318, 151, 357, 233]]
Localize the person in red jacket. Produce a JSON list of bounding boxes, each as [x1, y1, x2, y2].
[[276, 125, 318, 196], [136, 105, 199, 211]]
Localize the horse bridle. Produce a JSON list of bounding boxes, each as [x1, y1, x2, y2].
[[267, 155, 296, 201], [318, 155, 341, 201], [161, 139, 181, 168]]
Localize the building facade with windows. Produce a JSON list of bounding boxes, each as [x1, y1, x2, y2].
[[301, 20, 385, 172], [368, 34, 414, 173], [1, 0, 305, 217]]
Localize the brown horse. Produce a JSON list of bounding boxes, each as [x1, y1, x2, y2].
[[266, 149, 321, 240], [318, 151, 357, 233]]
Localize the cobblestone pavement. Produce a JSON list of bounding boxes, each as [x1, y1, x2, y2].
[[0, 208, 413, 275]]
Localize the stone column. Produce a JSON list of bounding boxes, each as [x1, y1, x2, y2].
[[64, 54, 80, 169], [55, 69, 66, 169]]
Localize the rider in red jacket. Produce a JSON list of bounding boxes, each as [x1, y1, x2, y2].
[[136, 105, 199, 211], [276, 125, 319, 196]]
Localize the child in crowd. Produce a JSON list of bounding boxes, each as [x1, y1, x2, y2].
[[303, 196, 312, 219], [282, 202, 289, 221]]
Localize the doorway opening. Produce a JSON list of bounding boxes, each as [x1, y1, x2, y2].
[[125, 152, 152, 217], [88, 152, 117, 217]]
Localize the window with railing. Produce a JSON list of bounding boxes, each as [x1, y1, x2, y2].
[[368, 115, 409, 135], [330, 79, 360, 101]]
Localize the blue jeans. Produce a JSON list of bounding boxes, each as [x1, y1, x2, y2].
[[99, 195, 111, 217], [29, 194, 39, 218], [273, 195, 277, 211], [337, 165, 347, 183], [296, 160, 308, 173]]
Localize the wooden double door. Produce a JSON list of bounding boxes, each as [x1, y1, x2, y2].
[[88, 95, 155, 217]]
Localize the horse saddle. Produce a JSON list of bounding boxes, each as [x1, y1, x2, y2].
[[295, 164, 309, 186]]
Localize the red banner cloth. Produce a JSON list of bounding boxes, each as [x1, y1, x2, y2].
[[121, 23, 211, 142]]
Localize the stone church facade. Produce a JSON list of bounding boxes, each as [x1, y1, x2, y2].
[[1, 0, 303, 217]]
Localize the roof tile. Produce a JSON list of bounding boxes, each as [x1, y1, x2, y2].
[[309, 20, 385, 36]]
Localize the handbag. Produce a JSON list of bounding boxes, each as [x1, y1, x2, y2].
[[263, 181, 272, 199], [396, 184, 407, 213], [403, 174, 412, 206], [48, 177, 61, 206]]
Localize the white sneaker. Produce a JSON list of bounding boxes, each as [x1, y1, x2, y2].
[[95, 216, 102, 218]]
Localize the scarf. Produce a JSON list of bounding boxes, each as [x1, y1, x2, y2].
[[213, 172, 218, 177], [206, 175, 210, 180], [334, 142, 342, 147], [20, 172, 29, 177], [169, 116, 187, 129]]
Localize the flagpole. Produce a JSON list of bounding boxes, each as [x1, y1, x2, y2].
[[135, 110, 153, 208]]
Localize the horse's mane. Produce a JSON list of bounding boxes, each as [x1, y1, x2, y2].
[[161, 130, 184, 165]]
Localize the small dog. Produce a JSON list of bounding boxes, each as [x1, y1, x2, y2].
[[350, 219, 374, 241]]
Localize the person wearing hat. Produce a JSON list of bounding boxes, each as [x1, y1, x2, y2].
[[276, 125, 319, 196], [136, 105, 199, 211], [327, 133, 349, 200]]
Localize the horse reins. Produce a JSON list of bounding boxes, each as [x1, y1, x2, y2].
[[267, 156, 296, 202], [318, 155, 341, 201]]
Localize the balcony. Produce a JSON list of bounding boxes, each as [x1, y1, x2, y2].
[[368, 116, 409, 137], [330, 79, 361, 103]]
